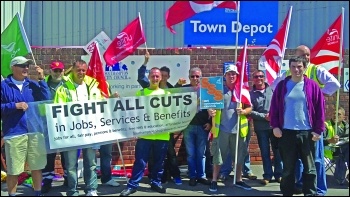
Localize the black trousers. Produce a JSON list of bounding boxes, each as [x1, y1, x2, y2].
[[279, 129, 317, 196], [148, 133, 181, 181]]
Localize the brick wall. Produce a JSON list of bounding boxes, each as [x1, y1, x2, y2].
[[23, 47, 348, 172]]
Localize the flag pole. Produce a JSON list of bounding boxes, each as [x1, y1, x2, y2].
[[232, 1, 241, 185], [282, 6, 292, 61], [334, 7, 344, 134], [234, 1, 240, 64], [233, 38, 247, 185], [17, 12, 37, 67], [138, 12, 148, 51], [115, 139, 129, 182]]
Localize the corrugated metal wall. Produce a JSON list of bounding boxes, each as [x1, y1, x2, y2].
[[279, 1, 349, 49], [27, 1, 183, 48], [1, 1, 26, 32], [1, 1, 349, 48]]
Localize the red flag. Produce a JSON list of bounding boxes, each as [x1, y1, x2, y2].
[[166, 1, 238, 34], [104, 16, 146, 65], [259, 6, 292, 85], [310, 14, 344, 75], [236, 45, 249, 89], [87, 42, 109, 98], [232, 39, 251, 106]]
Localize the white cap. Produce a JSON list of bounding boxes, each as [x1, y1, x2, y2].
[[10, 56, 33, 67], [224, 63, 239, 75]]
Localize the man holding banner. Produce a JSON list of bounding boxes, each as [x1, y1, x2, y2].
[[54, 60, 104, 196], [120, 67, 170, 196], [1, 56, 50, 196], [137, 51, 184, 185]]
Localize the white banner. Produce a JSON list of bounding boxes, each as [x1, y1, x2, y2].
[[43, 92, 197, 149], [81, 55, 191, 97], [84, 31, 112, 55], [258, 59, 289, 79], [344, 68, 349, 92]]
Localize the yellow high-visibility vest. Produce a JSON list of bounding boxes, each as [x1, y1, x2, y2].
[[211, 106, 249, 138], [324, 121, 336, 159]]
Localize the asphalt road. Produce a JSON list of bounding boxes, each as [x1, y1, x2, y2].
[[1, 165, 349, 196]]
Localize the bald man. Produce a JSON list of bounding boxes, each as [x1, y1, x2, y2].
[[271, 45, 340, 96], [271, 45, 341, 196]]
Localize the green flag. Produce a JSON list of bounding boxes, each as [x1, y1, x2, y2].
[[1, 12, 32, 77]]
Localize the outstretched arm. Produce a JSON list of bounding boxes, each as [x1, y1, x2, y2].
[[137, 51, 150, 88]]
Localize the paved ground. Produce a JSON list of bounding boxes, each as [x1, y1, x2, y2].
[[1, 165, 349, 196]]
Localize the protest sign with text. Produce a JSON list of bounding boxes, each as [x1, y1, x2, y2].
[[43, 92, 197, 150]]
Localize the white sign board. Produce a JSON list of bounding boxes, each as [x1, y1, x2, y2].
[[84, 31, 112, 55], [258, 59, 289, 72], [81, 55, 191, 96], [41, 93, 197, 150], [344, 68, 349, 92]]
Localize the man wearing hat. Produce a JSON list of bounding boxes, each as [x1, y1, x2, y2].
[[41, 61, 68, 193], [1, 56, 51, 196], [208, 63, 253, 192]]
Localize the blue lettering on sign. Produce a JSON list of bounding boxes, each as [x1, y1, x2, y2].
[[184, 1, 278, 46]]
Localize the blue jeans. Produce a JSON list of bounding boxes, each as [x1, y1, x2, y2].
[[334, 143, 349, 182], [64, 148, 97, 196], [183, 125, 208, 179], [99, 143, 113, 184], [255, 129, 283, 180], [295, 139, 327, 195], [127, 139, 168, 189]]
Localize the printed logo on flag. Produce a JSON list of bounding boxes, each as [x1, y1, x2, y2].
[[116, 32, 133, 48], [326, 28, 340, 45]]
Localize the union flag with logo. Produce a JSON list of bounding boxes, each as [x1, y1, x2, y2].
[[310, 13, 344, 75], [103, 16, 146, 65]]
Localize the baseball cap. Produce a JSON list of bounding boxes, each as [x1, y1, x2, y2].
[[224, 63, 239, 75], [50, 61, 65, 70], [10, 56, 34, 67]]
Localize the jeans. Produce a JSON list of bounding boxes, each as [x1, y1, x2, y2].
[[42, 152, 66, 184], [183, 125, 209, 179], [148, 133, 181, 182], [64, 148, 97, 196], [127, 139, 168, 188], [334, 143, 349, 182], [295, 139, 327, 195], [255, 129, 283, 180], [279, 130, 317, 196], [99, 143, 113, 184]]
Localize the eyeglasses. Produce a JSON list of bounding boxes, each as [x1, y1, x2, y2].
[[253, 75, 264, 79], [53, 69, 63, 73], [190, 75, 200, 79], [14, 64, 29, 68]]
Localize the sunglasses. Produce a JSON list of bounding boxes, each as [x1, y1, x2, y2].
[[14, 64, 29, 68], [253, 75, 264, 79], [53, 69, 63, 73], [190, 75, 200, 79]]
